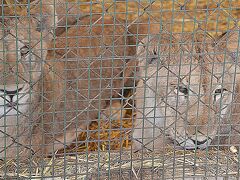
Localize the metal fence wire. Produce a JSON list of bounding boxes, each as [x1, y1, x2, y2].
[[0, 0, 240, 179]]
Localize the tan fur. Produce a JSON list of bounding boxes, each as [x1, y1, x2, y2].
[[128, 19, 162, 47], [132, 32, 240, 151], [0, 5, 136, 158], [208, 27, 240, 147], [40, 0, 88, 36], [5, 0, 88, 36]]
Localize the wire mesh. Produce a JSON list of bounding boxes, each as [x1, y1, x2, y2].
[[0, 0, 240, 179]]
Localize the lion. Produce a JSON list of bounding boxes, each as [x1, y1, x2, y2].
[[0, 4, 136, 159], [132, 31, 240, 151]]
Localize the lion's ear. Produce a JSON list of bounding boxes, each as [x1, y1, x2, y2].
[[195, 31, 215, 52], [29, 3, 58, 34], [216, 26, 240, 53], [137, 34, 178, 66], [194, 31, 217, 61], [136, 35, 161, 66]]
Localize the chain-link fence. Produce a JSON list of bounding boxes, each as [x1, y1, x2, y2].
[[0, 0, 240, 179]]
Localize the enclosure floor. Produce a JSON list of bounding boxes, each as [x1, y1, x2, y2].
[[0, 148, 239, 179]]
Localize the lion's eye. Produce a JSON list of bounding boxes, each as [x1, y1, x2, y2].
[[214, 88, 228, 102], [214, 88, 228, 94], [177, 86, 188, 95], [20, 46, 29, 57], [149, 56, 158, 64]]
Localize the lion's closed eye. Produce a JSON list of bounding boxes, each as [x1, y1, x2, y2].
[[178, 86, 188, 95], [20, 46, 30, 57], [173, 86, 189, 96]]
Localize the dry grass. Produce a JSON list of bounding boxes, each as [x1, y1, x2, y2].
[[1, 0, 240, 179], [1, 148, 239, 179]]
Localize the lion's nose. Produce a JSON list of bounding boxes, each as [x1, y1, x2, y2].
[[0, 88, 23, 102]]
